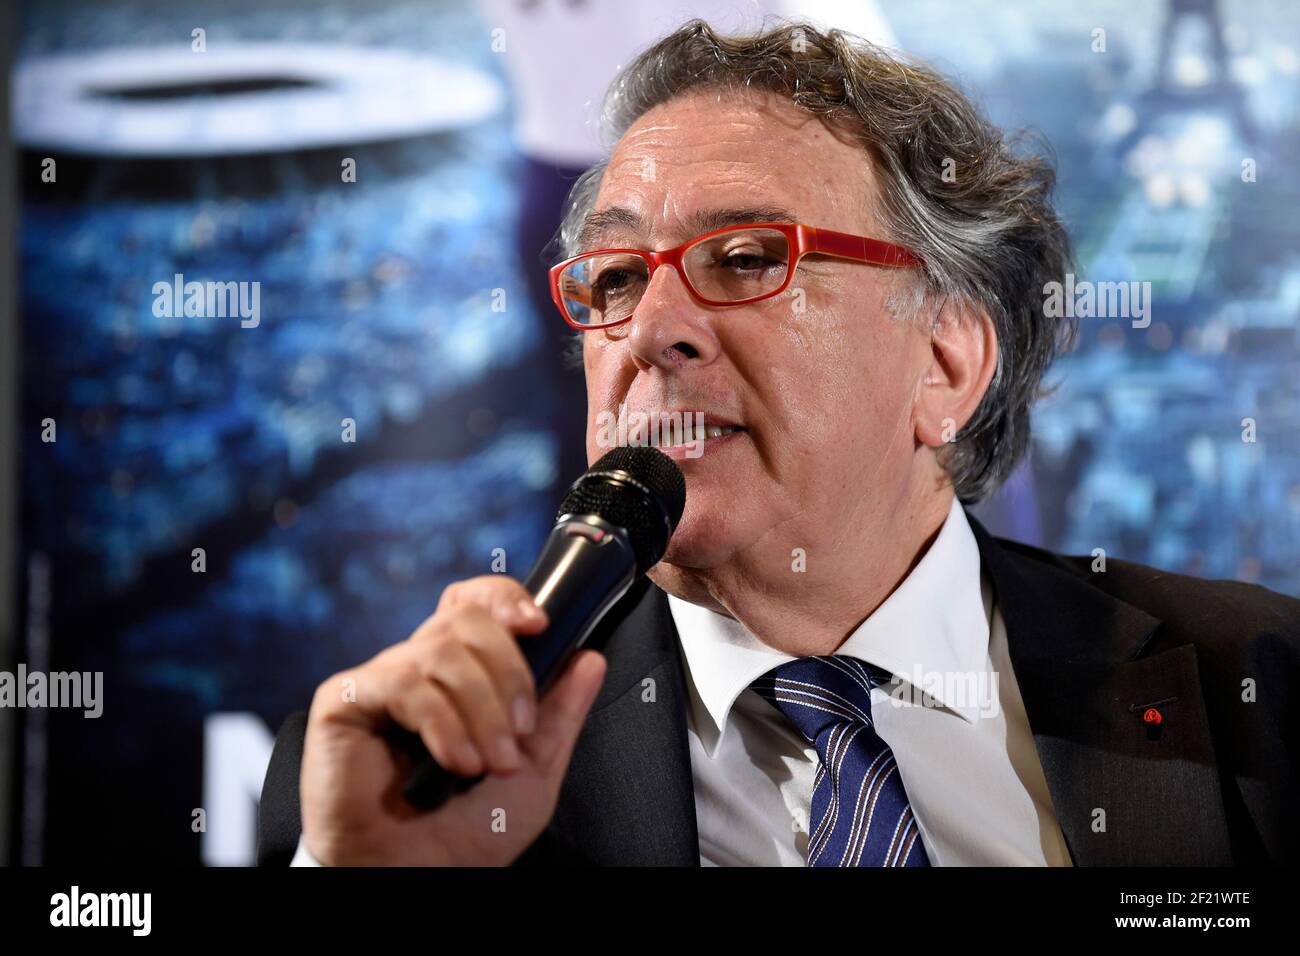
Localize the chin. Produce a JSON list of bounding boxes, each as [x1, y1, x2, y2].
[[656, 497, 748, 569]]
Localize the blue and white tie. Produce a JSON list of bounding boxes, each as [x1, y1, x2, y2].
[[751, 656, 930, 867]]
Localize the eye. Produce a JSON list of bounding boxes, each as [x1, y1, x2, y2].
[[720, 249, 777, 273], [593, 268, 638, 293], [728, 252, 764, 270]]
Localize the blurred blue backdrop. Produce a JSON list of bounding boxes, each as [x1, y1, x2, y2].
[[12, 0, 1300, 864]]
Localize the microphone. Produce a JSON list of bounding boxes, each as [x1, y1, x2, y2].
[[401, 445, 687, 811]]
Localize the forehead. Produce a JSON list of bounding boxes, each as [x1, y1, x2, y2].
[[586, 86, 880, 248]]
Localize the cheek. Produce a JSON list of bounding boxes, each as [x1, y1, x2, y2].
[[580, 355, 607, 460], [762, 300, 867, 434], [761, 292, 917, 455], [581, 344, 632, 462]]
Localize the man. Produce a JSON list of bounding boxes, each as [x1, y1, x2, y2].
[[259, 20, 1298, 867]]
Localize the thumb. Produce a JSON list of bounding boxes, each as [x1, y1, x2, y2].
[[526, 650, 607, 777]]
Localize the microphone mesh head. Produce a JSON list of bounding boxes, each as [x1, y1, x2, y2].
[[557, 446, 687, 575]]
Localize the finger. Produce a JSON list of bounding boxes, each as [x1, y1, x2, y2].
[[381, 667, 484, 778], [452, 610, 539, 736], [315, 647, 484, 777], [523, 650, 607, 776], [311, 644, 412, 728], [421, 620, 523, 774], [436, 576, 549, 633]]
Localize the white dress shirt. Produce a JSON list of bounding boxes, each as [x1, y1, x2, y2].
[[675, 496, 1073, 866], [293, 497, 1072, 867]]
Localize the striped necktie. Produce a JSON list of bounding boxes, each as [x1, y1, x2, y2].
[[751, 655, 930, 867]]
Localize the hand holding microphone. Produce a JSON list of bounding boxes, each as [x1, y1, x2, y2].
[[299, 447, 686, 865]]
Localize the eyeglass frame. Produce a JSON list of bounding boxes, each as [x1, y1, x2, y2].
[[549, 221, 923, 331]]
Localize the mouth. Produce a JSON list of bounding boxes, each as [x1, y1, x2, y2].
[[625, 412, 748, 460], [650, 423, 744, 447]]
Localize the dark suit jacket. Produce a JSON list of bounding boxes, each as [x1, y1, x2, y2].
[[257, 514, 1299, 866]]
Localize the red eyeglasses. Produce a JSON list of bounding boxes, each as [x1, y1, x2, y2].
[[549, 222, 921, 330]]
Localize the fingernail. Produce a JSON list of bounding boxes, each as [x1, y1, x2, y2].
[[458, 741, 482, 771], [495, 734, 520, 770], [517, 598, 541, 619], [513, 695, 535, 734]]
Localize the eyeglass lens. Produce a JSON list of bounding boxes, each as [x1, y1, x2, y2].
[[558, 227, 791, 327]]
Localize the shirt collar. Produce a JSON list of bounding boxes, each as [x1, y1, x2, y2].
[[670, 497, 991, 758]]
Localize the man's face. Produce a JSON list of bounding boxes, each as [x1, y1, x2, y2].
[[581, 87, 932, 575]]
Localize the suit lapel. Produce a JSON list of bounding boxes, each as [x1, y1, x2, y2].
[[545, 577, 700, 865], [970, 514, 1234, 865]]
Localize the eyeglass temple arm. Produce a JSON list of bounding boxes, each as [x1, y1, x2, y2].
[[804, 226, 921, 268]]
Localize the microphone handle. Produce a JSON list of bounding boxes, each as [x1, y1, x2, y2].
[[400, 515, 637, 811]]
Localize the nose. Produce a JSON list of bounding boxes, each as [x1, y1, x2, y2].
[[626, 262, 721, 373]]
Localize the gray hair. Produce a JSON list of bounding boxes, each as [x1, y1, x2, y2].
[[552, 18, 1075, 504]]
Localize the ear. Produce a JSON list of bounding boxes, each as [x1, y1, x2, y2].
[[913, 298, 998, 449]]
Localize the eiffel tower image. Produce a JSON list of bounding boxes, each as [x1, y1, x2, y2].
[[1120, 0, 1258, 153]]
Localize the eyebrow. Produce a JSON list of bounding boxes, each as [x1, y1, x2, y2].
[[578, 205, 800, 250]]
